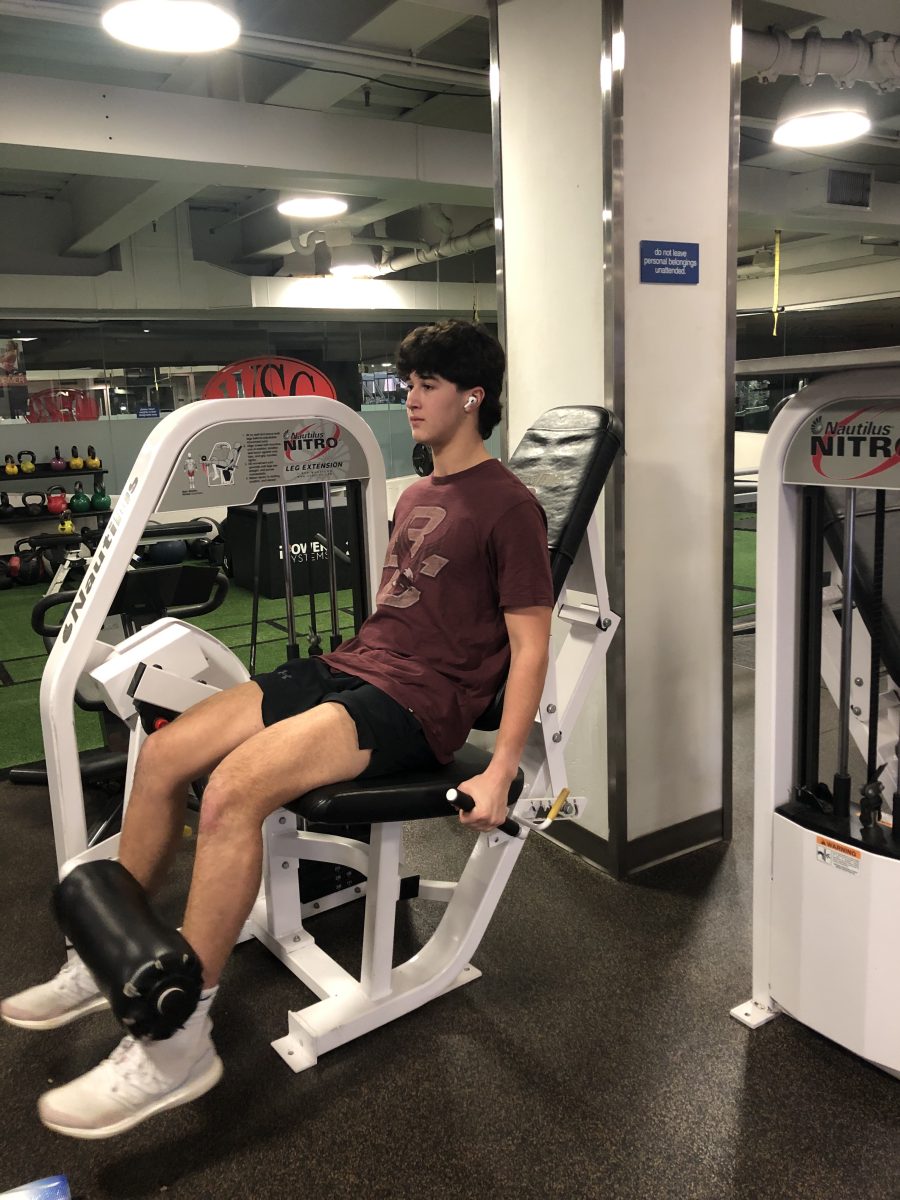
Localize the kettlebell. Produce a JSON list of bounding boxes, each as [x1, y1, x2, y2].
[[22, 492, 47, 517], [86, 445, 102, 469], [69, 445, 84, 470], [50, 446, 66, 472], [57, 509, 75, 535], [0, 492, 14, 519], [17, 450, 36, 474], [15, 548, 44, 585], [91, 482, 112, 511], [4, 454, 18, 476], [46, 485, 68, 515], [0, 560, 13, 591], [70, 480, 92, 514]]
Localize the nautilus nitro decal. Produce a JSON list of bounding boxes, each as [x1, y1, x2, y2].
[[784, 399, 900, 489]]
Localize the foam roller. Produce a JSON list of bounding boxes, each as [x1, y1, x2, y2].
[[53, 860, 202, 1040]]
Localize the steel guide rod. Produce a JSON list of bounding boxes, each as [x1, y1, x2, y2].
[[277, 489, 299, 659], [833, 487, 857, 819], [798, 487, 825, 793], [322, 483, 341, 650]]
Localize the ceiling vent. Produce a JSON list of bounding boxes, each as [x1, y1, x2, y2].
[[826, 168, 872, 208], [787, 167, 874, 215]]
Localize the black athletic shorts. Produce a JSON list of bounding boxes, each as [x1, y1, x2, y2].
[[251, 656, 441, 780]]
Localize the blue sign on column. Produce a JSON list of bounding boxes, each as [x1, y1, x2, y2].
[[640, 240, 700, 284]]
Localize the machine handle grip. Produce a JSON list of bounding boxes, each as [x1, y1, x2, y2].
[[166, 570, 229, 619], [14, 532, 80, 552], [31, 589, 78, 638], [446, 788, 521, 837]]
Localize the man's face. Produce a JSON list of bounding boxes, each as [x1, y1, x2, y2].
[[404, 370, 473, 448]]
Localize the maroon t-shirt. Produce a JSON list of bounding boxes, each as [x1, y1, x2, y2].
[[323, 458, 554, 762]]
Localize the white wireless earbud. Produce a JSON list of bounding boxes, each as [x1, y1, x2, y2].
[[464, 396, 477, 411]]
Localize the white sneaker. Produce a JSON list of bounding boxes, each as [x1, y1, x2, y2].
[[38, 1024, 223, 1140], [1, 956, 109, 1030]]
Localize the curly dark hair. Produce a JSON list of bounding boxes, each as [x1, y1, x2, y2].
[[396, 319, 505, 439]]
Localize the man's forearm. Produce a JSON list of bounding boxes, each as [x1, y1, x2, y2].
[[485, 648, 549, 783]]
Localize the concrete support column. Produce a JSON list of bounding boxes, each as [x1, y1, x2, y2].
[[494, 0, 610, 849], [494, 0, 740, 873]]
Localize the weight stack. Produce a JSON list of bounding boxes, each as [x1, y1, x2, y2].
[[299, 822, 369, 904]]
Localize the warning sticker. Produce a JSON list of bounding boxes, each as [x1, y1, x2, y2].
[[815, 836, 861, 876]]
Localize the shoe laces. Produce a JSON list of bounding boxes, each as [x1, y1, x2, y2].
[[107, 1036, 169, 1100], [54, 957, 97, 1002]]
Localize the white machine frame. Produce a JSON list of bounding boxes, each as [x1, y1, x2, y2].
[[732, 369, 900, 1080], [41, 396, 615, 1071]]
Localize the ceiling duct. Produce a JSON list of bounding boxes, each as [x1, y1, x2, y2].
[[376, 222, 496, 275], [743, 26, 900, 92]]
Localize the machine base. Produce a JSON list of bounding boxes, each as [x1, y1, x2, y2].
[[270, 963, 482, 1073], [730, 999, 779, 1029], [770, 812, 900, 1075]]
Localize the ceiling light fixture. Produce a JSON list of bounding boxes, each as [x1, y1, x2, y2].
[[773, 77, 871, 149], [328, 245, 378, 279], [101, 1, 240, 53], [277, 196, 349, 220]]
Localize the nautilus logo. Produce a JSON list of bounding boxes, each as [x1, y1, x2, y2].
[[283, 423, 341, 462], [808, 407, 900, 481]]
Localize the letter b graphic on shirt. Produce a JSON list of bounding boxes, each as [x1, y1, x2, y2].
[[379, 506, 449, 609]]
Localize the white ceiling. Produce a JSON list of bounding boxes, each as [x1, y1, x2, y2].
[[0, 0, 495, 286], [3, 0, 900, 309]]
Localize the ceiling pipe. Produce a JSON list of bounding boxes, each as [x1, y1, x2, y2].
[[743, 26, 900, 92], [0, 0, 490, 91], [377, 222, 496, 275]]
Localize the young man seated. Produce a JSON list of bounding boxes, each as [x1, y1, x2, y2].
[[1, 319, 554, 1139]]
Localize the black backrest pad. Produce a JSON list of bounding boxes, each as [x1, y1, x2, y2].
[[509, 406, 622, 601], [472, 406, 622, 730]]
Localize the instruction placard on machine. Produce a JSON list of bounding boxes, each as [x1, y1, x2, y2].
[[161, 417, 371, 509], [815, 836, 862, 876]]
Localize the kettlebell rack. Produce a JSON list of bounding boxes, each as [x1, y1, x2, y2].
[[0, 464, 110, 527]]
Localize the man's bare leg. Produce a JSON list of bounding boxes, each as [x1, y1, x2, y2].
[[118, 681, 266, 895], [182, 701, 371, 987]]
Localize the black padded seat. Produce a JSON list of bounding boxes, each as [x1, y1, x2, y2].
[[291, 405, 622, 828], [288, 743, 524, 825], [824, 489, 900, 687]]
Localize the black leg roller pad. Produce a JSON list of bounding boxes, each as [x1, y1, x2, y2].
[[53, 861, 203, 1040]]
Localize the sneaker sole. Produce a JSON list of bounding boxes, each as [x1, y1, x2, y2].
[[39, 1054, 224, 1140], [1, 994, 110, 1031]]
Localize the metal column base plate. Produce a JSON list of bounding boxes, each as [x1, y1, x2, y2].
[[730, 998, 780, 1028]]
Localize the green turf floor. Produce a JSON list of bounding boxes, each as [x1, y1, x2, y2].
[[0, 580, 357, 772], [733, 528, 756, 620]]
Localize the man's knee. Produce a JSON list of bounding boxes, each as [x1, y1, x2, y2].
[[137, 724, 181, 779], [196, 767, 256, 837]]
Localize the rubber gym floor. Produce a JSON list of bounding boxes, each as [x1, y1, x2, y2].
[[3, 532, 895, 1199]]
